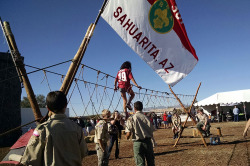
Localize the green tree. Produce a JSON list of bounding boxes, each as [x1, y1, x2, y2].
[[21, 94, 46, 108], [20, 96, 30, 108]]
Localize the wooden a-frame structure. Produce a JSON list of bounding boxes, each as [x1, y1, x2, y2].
[[169, 82, 207, 147]]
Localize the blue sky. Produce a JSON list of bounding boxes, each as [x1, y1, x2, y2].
[[1, 0, 250, 116]]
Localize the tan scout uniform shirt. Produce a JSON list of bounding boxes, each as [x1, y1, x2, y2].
[[21, 114, 88, 166], [196, 113, 208, 124], [94, 120, 109, 143], [125, 111, 154, 141], [172, 115, 181, 128]]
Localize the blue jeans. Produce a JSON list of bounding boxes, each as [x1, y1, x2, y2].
[[108, 134, 119, 159], [153, 119, 158, 129], [234, 114, 239, 122]]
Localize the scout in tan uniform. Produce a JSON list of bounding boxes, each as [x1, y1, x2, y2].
[[94, 109, 111, 166], [20, 91, 88, 166], [172, 110, 182, 139], [125, 101, 155, 166], [196, 108, 211, 137]]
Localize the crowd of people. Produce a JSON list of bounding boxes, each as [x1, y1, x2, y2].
[[8, 61, 248, 166], [13, 89, 180, 166], [76, 106, 187, 165], [10, 89, 248, 166]]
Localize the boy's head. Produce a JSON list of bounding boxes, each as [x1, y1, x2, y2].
[[113, 110, 120, 118], [173, 109, 177, 115], [134, 101, 143, 111], [46, 91, 67, 114]]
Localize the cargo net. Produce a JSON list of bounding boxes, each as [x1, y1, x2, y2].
[[0, 59, 195, 118]]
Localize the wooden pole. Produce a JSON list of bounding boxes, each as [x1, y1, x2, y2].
[[3, 21, 42, 121], [0, 18, 23, 84], [60, 0, 108, 95], [173, 83, 201, 147], [0, 118, 41, 138], [243, 102, 247, 121], [60, 24, 95, 95], [169, 83, 207, 147], [168, 84, 198, 124], [216, 104, 219, 122], [182, 82, 202, 126]]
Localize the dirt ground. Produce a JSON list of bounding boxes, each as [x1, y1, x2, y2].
[[84, 121, 250, 166], [1, 121, 250, 166]]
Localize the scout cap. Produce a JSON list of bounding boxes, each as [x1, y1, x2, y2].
[[197, 107, 203, 112], [173, 108, 177, 114], [102, 109, 111, 119]]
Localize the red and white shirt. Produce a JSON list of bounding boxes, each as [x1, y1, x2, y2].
[[115, 69, 133, 89]]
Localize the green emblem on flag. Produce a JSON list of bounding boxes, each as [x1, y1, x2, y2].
[[149, 0, 174, 34]]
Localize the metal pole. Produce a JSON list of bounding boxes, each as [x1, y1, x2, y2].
[[94, 0, 108, 25]]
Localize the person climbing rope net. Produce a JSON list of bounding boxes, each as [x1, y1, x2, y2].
[[114, 61, 141, 119]]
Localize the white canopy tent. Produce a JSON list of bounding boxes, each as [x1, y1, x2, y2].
[[195, 89, 250, 121], [195, 89, 250, 106]]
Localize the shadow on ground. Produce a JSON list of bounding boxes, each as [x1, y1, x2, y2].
[[154, 149, 187, 156]]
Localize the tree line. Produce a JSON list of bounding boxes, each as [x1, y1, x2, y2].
[[21, 94, 46, 108]]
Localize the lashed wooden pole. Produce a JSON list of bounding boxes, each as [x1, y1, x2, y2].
[[182, 83, 201, 126], [173, 83, 203, 147], [169, 83, 207, 147], [60, 23, 95, 95], [60, 0, 108, 95], [2, 21, 42, 121]]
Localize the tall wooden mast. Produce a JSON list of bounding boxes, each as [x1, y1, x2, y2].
[[60, 0, 108, 95], [0, 19, 42, 121]]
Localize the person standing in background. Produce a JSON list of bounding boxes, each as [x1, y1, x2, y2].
[[233, 106, 240, 122], [94, 109, 111, 166]]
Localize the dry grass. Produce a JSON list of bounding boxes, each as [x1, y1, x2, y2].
[[1, 121, 250, 166]]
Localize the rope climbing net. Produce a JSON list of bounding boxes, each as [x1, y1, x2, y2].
[[1, 59, 196, 118]]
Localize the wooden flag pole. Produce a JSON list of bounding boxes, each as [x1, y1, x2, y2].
[[1, 21, 42, 121], [60, 0, 108, 95], [169, 83, 207, 147]]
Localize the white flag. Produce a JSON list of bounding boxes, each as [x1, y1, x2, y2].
[[102, 0, 198, 86]]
